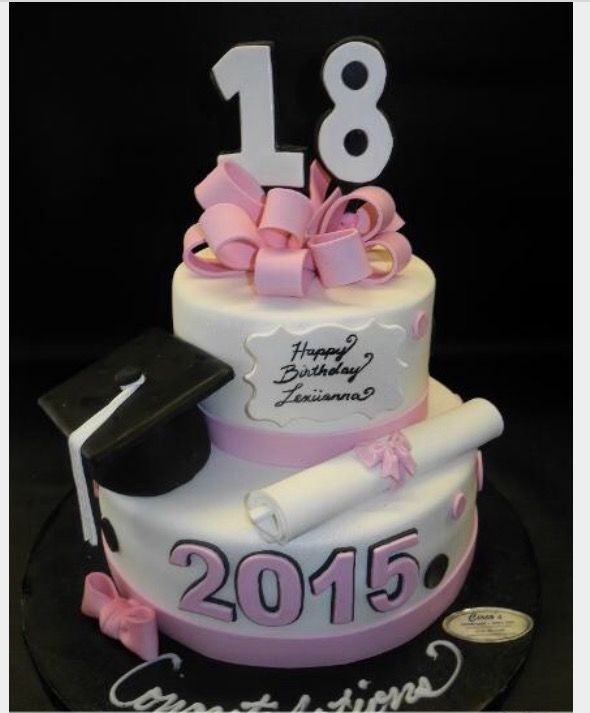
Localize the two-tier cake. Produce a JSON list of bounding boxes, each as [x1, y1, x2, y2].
[[40, 155, 503, 669]]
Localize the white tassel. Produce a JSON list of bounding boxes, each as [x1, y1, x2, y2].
[[67, 374, 146, 545]]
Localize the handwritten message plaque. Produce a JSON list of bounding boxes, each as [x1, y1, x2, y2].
[[245, 322, 407, 425]]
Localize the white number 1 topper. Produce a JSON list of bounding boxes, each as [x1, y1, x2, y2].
[[212, 44, 305, 188], [211, 39, 394, 187]]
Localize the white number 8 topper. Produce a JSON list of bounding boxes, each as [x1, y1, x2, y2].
[[318, 40, 394, 183]]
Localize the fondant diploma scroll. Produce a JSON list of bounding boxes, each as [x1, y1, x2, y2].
[[245, 399, 504, 544]]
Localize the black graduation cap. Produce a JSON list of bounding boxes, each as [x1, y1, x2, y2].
[[39, 328, 234, 507]]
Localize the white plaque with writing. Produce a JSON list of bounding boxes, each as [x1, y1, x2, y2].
[[244, 322, 407, 425]]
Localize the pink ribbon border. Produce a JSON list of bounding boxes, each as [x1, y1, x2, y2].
[[202, 392, 428, 468]]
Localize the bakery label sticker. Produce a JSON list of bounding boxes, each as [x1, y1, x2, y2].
[[442, 607, 534, 644], [244, 322, 407, 425]]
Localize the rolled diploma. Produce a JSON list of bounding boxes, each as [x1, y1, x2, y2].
[[246, 398, 503, 544]]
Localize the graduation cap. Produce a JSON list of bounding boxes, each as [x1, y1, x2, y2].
[[39, 328, 234, 545]]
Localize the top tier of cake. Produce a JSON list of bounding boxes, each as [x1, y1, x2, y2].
[[172, 254, 435, 445]]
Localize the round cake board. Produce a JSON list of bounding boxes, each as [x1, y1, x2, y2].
[[22, 485, 539, 712]]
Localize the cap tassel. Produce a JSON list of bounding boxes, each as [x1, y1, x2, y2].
[[67, 374, 146, 545]]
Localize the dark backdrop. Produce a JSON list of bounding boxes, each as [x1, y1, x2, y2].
[[10, 3, 572, 711]]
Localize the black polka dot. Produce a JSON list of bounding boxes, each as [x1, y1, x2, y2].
[[101, 517, 120, 552], [342, 61, 368, 90], [344, 129, 368, 157], [424, 554, 449, 589]]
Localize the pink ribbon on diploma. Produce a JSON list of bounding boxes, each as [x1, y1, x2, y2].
[[183, 160, 412, 297], [81, 572, 159, 661], [355, 431, 416, 487]]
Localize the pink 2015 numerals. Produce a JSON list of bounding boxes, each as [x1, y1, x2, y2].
[[169, 529, 419, 626]]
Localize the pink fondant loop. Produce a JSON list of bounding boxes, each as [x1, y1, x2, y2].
[[319, 186, 398, 241], [195, 161, 265, 223], [81, 571, 159, 661], [258, 188, 313, 249], [200, 203, 261, 271], [183, 159, 411, 297], [254, 248, 314, 297], [308, 229, 372, 287], [182, 224, 239, 277], [362, 232, 413, 285]]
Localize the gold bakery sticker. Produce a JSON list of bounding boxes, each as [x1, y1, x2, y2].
[[442, 607, 534, 643]]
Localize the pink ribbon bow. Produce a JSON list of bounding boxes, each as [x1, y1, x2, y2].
[[182, 160, 412, 297], [355, 431, 417, 487], [81, 572, 158, 661]]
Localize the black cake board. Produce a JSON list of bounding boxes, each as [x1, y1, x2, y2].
[[22, 484, 539, 712]]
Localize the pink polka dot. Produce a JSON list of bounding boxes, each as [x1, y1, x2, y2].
[[452, 492, 466, 520], [475, 451, 484, 491], [412, 311, 429, 340]]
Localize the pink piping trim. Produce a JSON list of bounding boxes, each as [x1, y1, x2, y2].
[[106, 513, 476, 669], [202, 393, 428, 468]]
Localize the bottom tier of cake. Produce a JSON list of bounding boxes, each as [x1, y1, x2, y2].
[[99, 378, 481, 668]]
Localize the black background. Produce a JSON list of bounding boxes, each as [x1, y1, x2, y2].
[[10, 3, 572, 711]]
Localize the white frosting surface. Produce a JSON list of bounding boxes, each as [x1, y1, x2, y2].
[[100, 379, 477, 639], [172, 256, 435, 433]]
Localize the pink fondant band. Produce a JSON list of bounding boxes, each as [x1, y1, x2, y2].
[[106, 513, 476, 668], [202, 393, 428, 468]]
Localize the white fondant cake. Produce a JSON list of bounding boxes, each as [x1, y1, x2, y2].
[[41, 147, 504, 668], [94, 242, 502, 667]]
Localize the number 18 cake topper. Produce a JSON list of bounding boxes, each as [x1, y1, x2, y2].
[[211, 38, 394, 187]]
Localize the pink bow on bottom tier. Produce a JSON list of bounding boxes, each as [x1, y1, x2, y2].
[[183, 160, 412, 297], [81, 571, 159, 661]]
